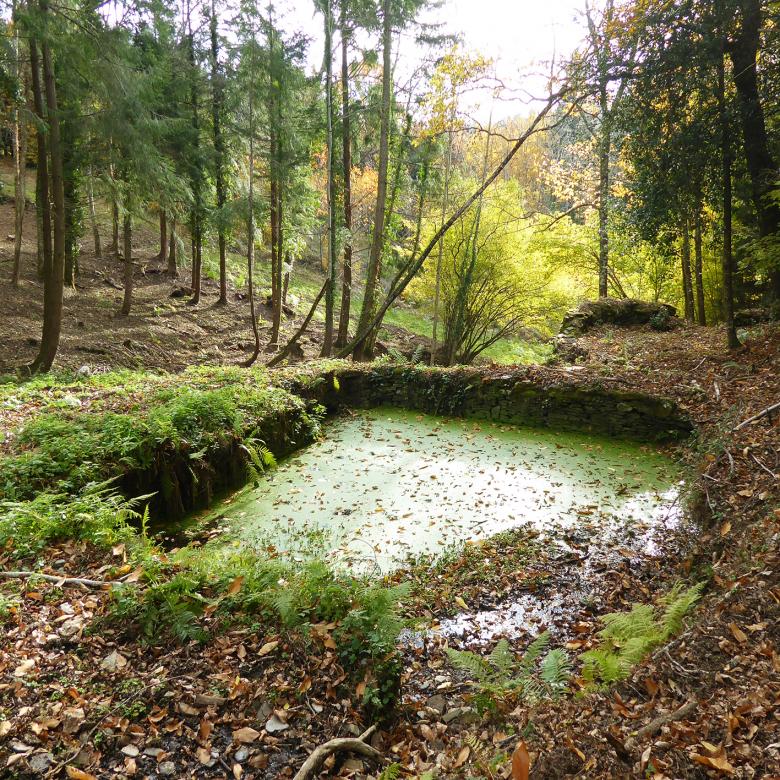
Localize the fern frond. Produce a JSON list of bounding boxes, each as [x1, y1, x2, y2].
[[659, 582, 703, 638], [446, 647, 493, 683], [539, 648, 571, 694], [517, 631, 551, 678], [599, 604, 655, 644], [488, 639, 516, 678], [377, 763, 401, 780]]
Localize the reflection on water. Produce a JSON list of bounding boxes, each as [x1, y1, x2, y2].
[[203, 408, 684, 574]]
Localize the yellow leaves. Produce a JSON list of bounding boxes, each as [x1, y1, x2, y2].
[[454, 595, 469, 611], [66, 769, 97, 780]]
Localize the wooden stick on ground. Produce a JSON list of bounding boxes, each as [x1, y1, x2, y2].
[[293, 725, 382, 780], [732, 401, 780, 431], [0, 571, 117, 588], [624, 698, 697, 753]]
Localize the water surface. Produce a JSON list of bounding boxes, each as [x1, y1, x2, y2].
[[202, 408, 683, 572]]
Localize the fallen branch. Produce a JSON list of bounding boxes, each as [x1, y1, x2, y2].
[[266, 280, 328, 368], [624, 698, 697, 753], [0, 570, 116, 588], [732, 401, 780, 431], [293, 725, 382, 780]]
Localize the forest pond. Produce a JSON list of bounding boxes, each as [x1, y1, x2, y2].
[[194, 408, 684, 573]]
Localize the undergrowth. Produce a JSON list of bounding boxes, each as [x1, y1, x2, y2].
[[581, 582, 704, 686], [447, 631, 571, 713]]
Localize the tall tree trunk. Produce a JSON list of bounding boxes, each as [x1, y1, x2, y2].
[[87, 167, 101, 258], [187, 0, 202, 306], [167, 217, 178, 276], [352, 0, 391, 361], [63, 170, 77, 287], [597, 100, 611, 298], [242, 59, 260, 367], [121, 211, 132, 315], [681, 217, 695, 322], [268, 18, 284, 348], [321, 0, 337, 356], [694, 207, 706, 325], [11, 13, 27, 288], [30, 12, 65, 374], [431, 127, 453, 365], [211, 0, 228, 305], [728, 0, 780, 300], [156, 210, 167, 261], [30, 40, 50, 289], [718, 48, 739, 349], [111, 198, 119, 255], [335, 10, 352, 348]]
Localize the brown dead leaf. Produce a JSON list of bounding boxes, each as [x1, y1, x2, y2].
[[453, 745, 470, 769], [196, 747, 211, 765], [233, 727, 261, 743], [226, 576, 244, 596], [691, 752, 735, 774], [257, 640, 279, 657], [511, 741, 530, 780], [728, 623, 748, 644]]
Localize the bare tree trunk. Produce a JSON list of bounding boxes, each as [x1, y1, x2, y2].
[[167, 217, 178, 277], [694, 208, 705, 325], [597, 105, 610, 298], [11, 16, 27, 288], [30, 41, 50, 288], [335, 9, 352, 348], [320, 0, 337, 356], [87, 167, 101, 258], [718, 47, 739, 349], [681, 217, 695, 322], [431, 127, 453, 365], [187, 0, 202, 306], [121, 210, 132, 315], [268, 16, 283, 348], [156, 209, 167, 261], [111, 198, 119, 256], [211, 0, 228, 306], [30, 11, 65, 374], [242, 65, 261, 367], [728, 0, 780, 300], [352, 0, 391, 361]]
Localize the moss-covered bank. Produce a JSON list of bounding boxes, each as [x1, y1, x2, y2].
[[287, 363, 692, 443]]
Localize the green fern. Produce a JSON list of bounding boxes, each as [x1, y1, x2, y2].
[[377, 763, 401, 780], [582, 582, 703, 686], [447, 631, 570, 709]]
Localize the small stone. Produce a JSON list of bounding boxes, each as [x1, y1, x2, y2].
[[61, 394, 82, 408], [143, 747, 164, 758], [264, 715, 288, 734], [234, 748, 249, 762], [58, 618, 83, 639], [442, 706, 480, 726], [425, 694, 448, 716], [158, 761, 176, 776], [121, 745, 139, 757], [28, 752, 53, 774]]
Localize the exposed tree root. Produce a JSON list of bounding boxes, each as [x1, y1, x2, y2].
[[292, 725, 383, 780]]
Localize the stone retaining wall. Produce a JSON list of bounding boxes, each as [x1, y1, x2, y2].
[[293, 365, 691, 442]]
